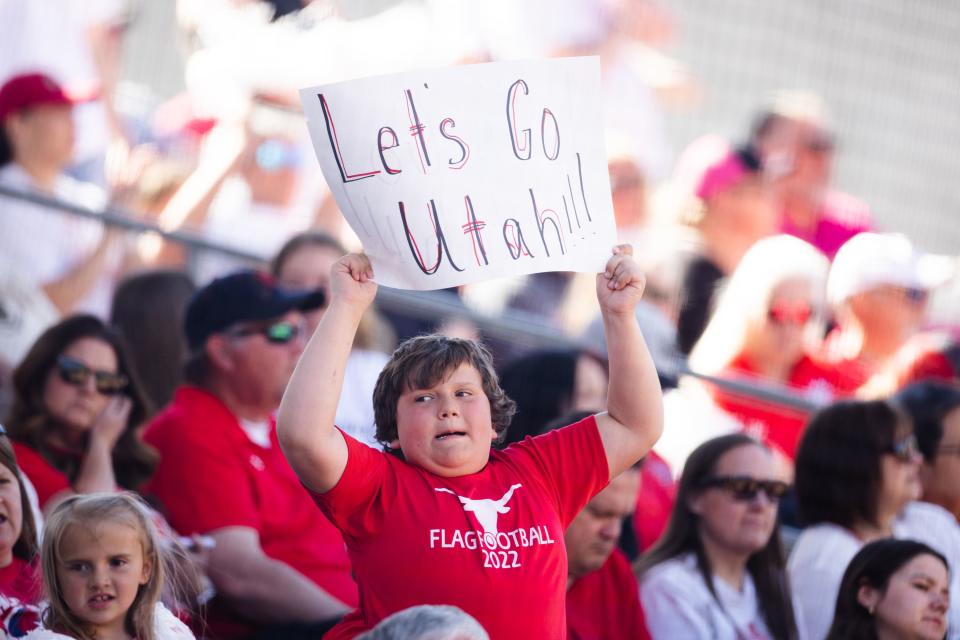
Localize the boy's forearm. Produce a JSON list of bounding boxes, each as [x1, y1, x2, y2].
[[278, 301, 364, 451], [602, 309, 663, 449]]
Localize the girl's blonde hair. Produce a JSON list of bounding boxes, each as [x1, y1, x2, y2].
[[688, 235, 829, 376], [41, 492, 164, 640]]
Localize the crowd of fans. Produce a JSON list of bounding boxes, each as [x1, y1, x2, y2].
[[1, 1, 959, 639]]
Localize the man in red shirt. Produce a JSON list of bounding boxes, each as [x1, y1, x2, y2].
[[822, 232, 954, 393], [565, 464, 650, 640], [143, 271, 357, 639]]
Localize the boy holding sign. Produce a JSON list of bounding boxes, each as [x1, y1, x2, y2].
[[277, 243, 661, 639]]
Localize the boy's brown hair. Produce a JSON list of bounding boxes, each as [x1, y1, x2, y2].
[[373, 335, 516, 456]]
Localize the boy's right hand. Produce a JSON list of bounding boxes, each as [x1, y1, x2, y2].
[[331, 253, 378, 313]]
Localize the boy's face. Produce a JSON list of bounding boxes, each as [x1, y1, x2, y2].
[[393, 362, 497, 477]]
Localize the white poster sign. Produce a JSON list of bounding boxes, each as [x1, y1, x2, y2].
[[300, 57, 616, 290]]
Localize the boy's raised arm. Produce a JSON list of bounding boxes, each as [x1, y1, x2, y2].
[[593, 245, 665, 479], [278, 253, 378, 493]]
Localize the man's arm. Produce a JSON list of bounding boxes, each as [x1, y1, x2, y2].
[[207, 527, 350, 622], [277, 254, 378, 493], [593, 245, 664, 479]]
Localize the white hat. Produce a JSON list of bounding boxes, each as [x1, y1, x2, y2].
[[827, 232, 956, 306]]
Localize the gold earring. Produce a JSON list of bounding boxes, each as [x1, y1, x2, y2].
[[869, 604, 876, 615]]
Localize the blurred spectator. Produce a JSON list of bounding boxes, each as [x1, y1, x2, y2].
[[502, 351, 674, 554], [750, 90, 872, 260], [895, 382, 960, 523], [823, 233, 955, 393], [671, 138, 777, 354], [143, 271, 355, 639], [5, 314, 156, 515], [0, 72, 122, 316], [637, 434, 802, 639], [551, 411, 649, 640], [271, 231, 394, 447], [156, 101, 321, 284], [0, 0, 130, 185], [356, 605, 489, 640], [689, 235, 838, 462], [861, 331, 960, 398], [110, 269, 197, 411], [0, 431, 41, 604], [789, 400, 960, 640], [499, 349, 608, 446], [826, 539, 949, 640]]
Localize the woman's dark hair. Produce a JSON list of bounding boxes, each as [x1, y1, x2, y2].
[[635, 434, 800, 640], [6, 315, 158, 491], [0, 124, 13, 167], [893, 381, 960, 464], [498, 349, 606, 445], [373, 335, 516, 457], [270, 230, 395, 353], [110, 270, 196, 411], [826, 538, 948, 640], [0, 434, 39, 563], [795, 400, 910, 529]]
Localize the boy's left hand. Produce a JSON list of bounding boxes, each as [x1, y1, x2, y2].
[[596, 244, 646, 316]]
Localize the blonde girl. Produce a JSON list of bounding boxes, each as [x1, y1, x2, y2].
[[29, 492, 194, 640]]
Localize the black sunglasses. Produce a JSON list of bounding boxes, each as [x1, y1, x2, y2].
[[699, 475, 790, 502], [56, 355, 129, 395], [225, 319, 304, 345]]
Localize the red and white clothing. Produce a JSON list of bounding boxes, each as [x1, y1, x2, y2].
[[313, 415, 610, 640], [0, 557, 41, 604], [567, 548, 650, 640], [709, 354, 844, 460], [144, 386, 357, 638]]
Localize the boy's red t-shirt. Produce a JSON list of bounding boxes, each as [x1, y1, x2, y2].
[[566, 548, 650, 640], [313, 416, 610, 640]]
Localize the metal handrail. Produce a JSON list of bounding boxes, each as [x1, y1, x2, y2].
[[1, 183, 822, 413]]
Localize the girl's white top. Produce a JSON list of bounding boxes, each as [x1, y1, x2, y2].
[[23, 602, 195, 639]]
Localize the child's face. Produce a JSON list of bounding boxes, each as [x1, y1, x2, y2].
[[0, 462, 23, 566], [57, 521, 152, 637], [393, 362, 497, 477]]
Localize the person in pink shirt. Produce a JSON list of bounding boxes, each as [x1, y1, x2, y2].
[[277, 246, 663, 639], [750, 90, 872, 260]]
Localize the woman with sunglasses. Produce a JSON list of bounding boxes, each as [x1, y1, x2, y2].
[[4, 314, 156, 515], [688, 234, 840, 463], [790, 399, 960, 640], [636, 434, 803, 639]]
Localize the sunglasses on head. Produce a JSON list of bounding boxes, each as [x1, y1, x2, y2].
[[56, 355, 129, 395], [767, 301, 813, 326], [699, 475, 790, 502], [886, 433, 920, 463], [225, 319, 303, 345]]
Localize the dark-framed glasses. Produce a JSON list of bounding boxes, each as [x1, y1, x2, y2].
[[56, 355, 129, 395], [225, 319, 304, 345], [699, 475, 790, 502], [886, 433, 920, 463]]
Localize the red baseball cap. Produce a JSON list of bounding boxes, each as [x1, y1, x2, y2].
[[0, 72, 80, 122]]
